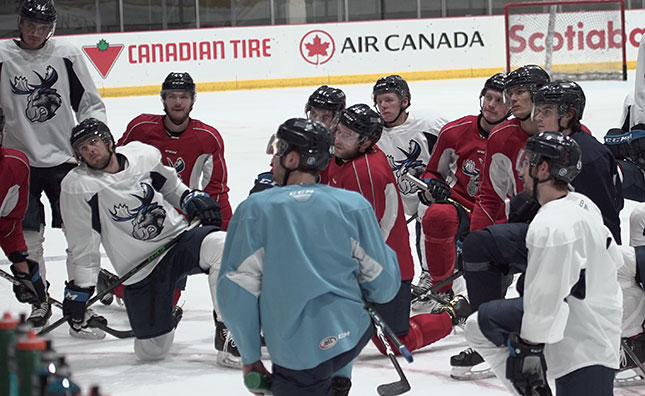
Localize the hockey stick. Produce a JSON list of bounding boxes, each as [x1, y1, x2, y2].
[[410, 269, 465, 305], [38, 219, 200, 336], [406, 213, 418, 224], [363, 299, 411, 395], [0, 268, 135, 339]]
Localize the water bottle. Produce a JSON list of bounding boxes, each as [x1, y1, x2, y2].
[[244, 371, 272, 395], [0, 312, 19, 396], [16, 331, 46, 396]]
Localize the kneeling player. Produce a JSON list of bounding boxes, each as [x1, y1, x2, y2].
[[60, 118, 237, 366]]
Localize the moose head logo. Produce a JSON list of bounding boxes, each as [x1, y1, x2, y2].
[[109, 183, 167, 240], [10, 66, 62, 123]]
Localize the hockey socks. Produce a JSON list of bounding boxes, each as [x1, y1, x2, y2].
[[372, 313, 453, 355], [422, 203, 459, 293]]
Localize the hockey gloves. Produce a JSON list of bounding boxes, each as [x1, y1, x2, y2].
[[249, 171, 277, 195], [63, 281, 107, 332], [508, 192, 541, 223], [418, 178, 451, 205], [10, 258, 48, 305], [506, 332, 549, 396], [181, 190, 222, 229]]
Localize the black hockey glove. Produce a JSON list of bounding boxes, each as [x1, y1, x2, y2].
[[418, 178, 451, 205], [10, 259, 48, 305], [63, 281, 92, 326], [506, 332, 549, 396], [508, 192, 541, 223], [181, 190, 222, 229], [249, 171, 277, 195]]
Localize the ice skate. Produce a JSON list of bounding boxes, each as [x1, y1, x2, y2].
[[27, 301, 51, 328], [215, 321, 241, 368], [615, 333, 645, 387], [411, 288, 454, 314], [68, 309, 106, 340], [450, 347, 494, 380]]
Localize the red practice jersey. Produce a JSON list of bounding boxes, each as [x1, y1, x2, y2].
[[0, 147, 29, 257], [119, 114, 232, 229], [421, 115, 487, 212], [470, 118, 529, 231], [326, 147, 414, 281]]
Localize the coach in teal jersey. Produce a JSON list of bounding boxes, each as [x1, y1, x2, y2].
[[217, 118, 401, 396]]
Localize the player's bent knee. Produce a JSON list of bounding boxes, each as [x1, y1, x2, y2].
[[461, 230, 494, 264], [421, 203, 458, 236], [134, 331, 175, 361], [199, 231, 226, 273]]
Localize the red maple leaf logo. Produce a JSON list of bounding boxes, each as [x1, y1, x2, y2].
[[299, 30, 335, 66], [305, 35, 330, 64]]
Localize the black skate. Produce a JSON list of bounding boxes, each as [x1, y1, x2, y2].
[[97, 269, 119, 305], [615, 333, 645, 387], [215, 320, 241, 368], [450, 347, 494, 380]]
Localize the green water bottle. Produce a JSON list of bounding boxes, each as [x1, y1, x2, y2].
[[16, 331, 45, 396], [244, 371, 272, 395], [1, 312, 19, 396]]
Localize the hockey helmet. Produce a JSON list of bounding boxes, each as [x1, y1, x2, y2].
[[70, 118, 114, 160], [305, 85, 346, 113], [338, 104, 384, 146], [268, 118, 334, 172], [19, 0, 56, 24], [372, 75, 411, 108], [161, 72, 196, 99], [505, 65, 550, 96], [480, 72, 506, 98], [533, 81, 586, 121], [522, 131, 582, 183]]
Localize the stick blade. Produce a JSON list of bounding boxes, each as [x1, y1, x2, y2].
[[377, 379, 411, 396]]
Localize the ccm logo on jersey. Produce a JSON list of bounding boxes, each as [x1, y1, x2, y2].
[[319, 331, 350, 350]]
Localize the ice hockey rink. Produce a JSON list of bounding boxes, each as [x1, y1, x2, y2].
[[1, 74, 644, 395]]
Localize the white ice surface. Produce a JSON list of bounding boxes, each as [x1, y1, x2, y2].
[[1, 74, 643, 395]]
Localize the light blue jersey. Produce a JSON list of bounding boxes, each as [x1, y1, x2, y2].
[[217, 183, 401, 369]]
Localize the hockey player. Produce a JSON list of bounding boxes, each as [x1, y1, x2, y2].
[[305, 85, 346, 129], [0, 108, 48, 325], [0, 0, 107, 328], [60, 118, 237, 365], [115, 72, 232, 307], [325, 104, 471, 357], [119, 72, 232, 228], [465, 131, 622, 396], [371, 74, 448, 294], [249, 85, 346, 193], [218, 118, 401, 396], [532, 80, 622, 242], [413, 72, 509, 313]]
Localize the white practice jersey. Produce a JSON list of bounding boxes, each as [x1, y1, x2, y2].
[[0, 38, 106, 167], [522, 192, 622, 379], [376, 110, 447, 216], [60, 142, 190, 288]]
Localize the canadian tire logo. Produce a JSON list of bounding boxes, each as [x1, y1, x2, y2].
[[300, 30, 335, 65], [82, 39, 124, 79]]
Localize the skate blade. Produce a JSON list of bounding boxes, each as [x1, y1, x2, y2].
[[450, 365, 495, 380], [69, 326, 106, 340], [261, 345, 270, 360], [216, 352, 242, 369], [614, 368, 645, 387]]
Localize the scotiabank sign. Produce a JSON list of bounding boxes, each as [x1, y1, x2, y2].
[[509, 21, 624, 53]]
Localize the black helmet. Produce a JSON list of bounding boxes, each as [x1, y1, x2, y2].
[[505, 65, 550, 95], [372, 75, 411, 108], [338, 104, 384, 146], [161, 72, 196, 99], [480, 72, 506, 97], [524, 131, 581, 183], [70, 118, 114, 160], [19, 0, 56, 24], [305, 85, 346, 113], [275, 118, 334, 172], [533, 81, 586, 121]]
